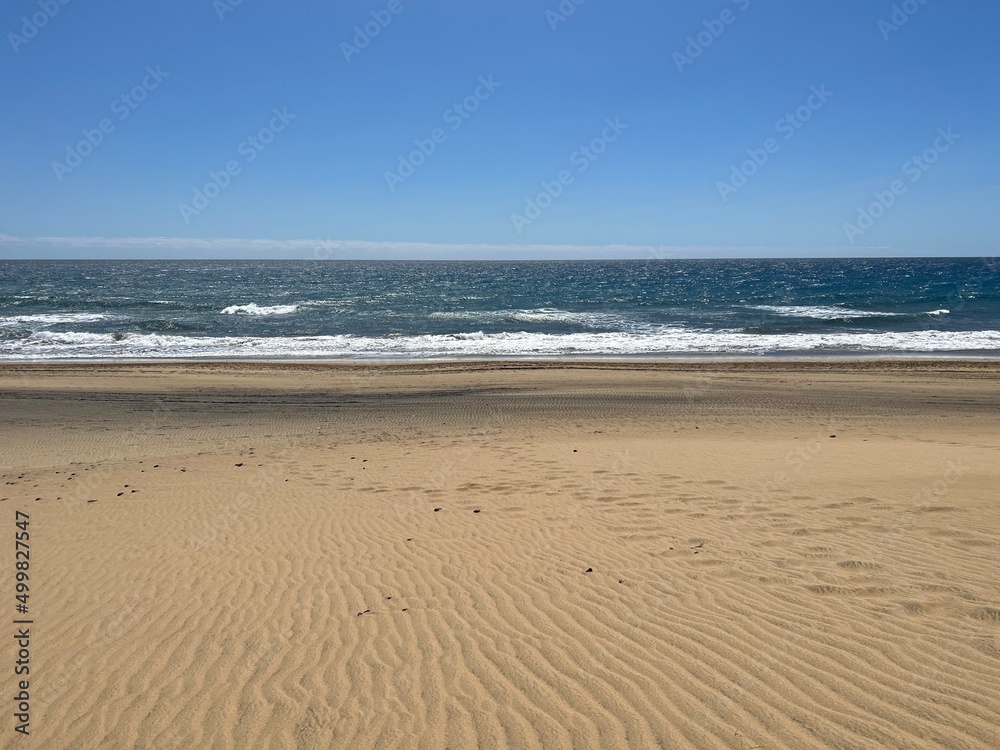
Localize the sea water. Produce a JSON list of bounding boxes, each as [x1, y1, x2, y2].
[[1, 258, 999, 359]]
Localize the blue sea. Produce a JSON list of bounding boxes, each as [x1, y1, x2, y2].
[[1, 258, 999, 359]]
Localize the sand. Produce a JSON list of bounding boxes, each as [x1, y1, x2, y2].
[[1, 359, 999, 749]]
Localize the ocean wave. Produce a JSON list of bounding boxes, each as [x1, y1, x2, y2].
[[5, 328, 999, 359], [220, 303, 300, 316], [0, 312, 112, 327], [749, 305, 911, 320], [134, 319, 203, 333], [430, 308, 638, 329]]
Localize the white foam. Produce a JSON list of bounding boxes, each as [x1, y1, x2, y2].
[[0, 313, 111, 327], [4, 328, 1000, 359], [220, 303, 300, 316], [749, 305, 905, 320], [430, 308, 637, 329]]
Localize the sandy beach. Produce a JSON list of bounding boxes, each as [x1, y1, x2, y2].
[[2, 359, 999, 749]]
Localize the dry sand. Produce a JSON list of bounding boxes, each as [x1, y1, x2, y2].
[[1, 360, 999, 749]]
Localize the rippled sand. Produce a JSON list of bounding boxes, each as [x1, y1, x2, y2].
[[2, 360, 999, 749]]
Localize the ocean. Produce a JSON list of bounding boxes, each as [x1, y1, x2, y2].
[[1, 258, 999, 359]]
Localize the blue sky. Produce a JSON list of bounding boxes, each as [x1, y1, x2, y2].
[[1, 0, 998, 258]]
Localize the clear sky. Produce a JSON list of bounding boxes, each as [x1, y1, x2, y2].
[[1, 0, 998, 259]]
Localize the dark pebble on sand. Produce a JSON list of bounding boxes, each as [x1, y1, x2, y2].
[[585, 568, 593, 573], [830, 435, 837, 438], [235, 463, 243, 467], [473, 509, 481, 513], [117, 492, 124, 497], [434, 508, 441, 512]]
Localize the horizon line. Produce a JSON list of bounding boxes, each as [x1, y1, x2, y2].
[[0, 234, 995, 261]]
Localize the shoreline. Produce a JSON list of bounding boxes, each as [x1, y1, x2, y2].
[[4, 354, 1000, 367], [2, 351, 1000, 365]]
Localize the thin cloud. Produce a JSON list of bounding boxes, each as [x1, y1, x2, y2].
[[0, 234, 904, 260]]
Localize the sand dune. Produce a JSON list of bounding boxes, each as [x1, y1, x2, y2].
[[1, 360, 999, 749]]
